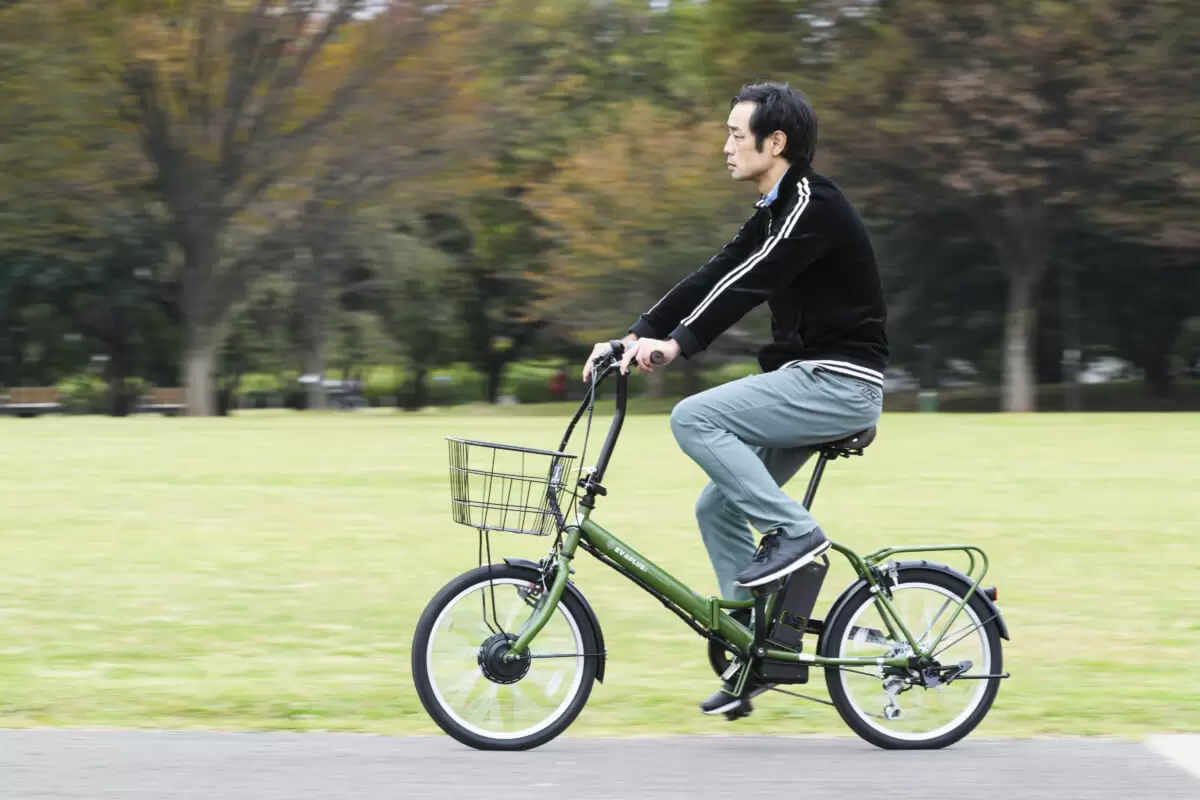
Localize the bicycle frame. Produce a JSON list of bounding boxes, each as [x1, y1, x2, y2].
[[504, 342, 991, 670]]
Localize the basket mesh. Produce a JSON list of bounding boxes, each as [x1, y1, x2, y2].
[[446, 437, 579, 536]]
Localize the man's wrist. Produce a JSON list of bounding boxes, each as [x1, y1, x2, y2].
[[668, 324, 703, 359]]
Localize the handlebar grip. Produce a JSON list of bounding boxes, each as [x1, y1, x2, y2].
[[649, 350, 666, 365]]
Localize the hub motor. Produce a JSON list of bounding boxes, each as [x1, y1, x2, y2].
[[478, 632, 531, 684]]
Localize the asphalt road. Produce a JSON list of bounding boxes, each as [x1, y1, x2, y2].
[[1, 732, 1197, 800]]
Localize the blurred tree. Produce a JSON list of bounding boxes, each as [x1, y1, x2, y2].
[[217, 280, 291, 414], [0, 1, 176, 406], [868, 204, 1007, 383], [357, 221, 460, 409], [1082, 0, 1199, 254], [105, 0, 451, 414], [473, 0, 697, 181], [289, 13, 481, 409], [822, 0, 1196, 411], [1067, 224, 1200, 398], [525, 99, 758, 392], [0, 2, 147, 253], [461, 0, 754, 390], [417, 203, 549, 404]]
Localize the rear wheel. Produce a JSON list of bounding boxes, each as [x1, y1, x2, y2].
[[411, 563, 599, 751], [820, 567, 1003, 749]]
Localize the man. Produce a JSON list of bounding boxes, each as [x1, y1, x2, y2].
[[582, 82, 888, 716]]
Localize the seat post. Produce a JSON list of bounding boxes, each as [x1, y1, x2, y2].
[[802, 452, 830, 510]]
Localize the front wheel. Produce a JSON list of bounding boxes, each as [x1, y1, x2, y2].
[[820, 566, 1004, 750], [411, 563, 599, 751]]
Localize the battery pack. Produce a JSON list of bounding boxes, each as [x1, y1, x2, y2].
[[769, 558, 828, 650], [756, 558, 829, 684]]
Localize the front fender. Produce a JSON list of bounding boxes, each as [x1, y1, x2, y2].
[[503, 557, 607, 683]]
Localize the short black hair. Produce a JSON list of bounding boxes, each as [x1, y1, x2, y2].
[[731, 82, 817, 166]]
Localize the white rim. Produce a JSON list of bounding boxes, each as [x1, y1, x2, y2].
[[837, 581, 991, 742], [425, 577, 586, 741]]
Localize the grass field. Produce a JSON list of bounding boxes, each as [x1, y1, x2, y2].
[[1, 408, 1198, 739]]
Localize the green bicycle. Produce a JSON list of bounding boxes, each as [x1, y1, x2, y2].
[[411, 341, 1010, 751]]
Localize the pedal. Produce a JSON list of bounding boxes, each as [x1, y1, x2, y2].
[[751, 577, 787, 596], [723, 701, 753, 721]]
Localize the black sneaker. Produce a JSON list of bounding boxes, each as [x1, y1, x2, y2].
[[735, 528, 831, 589], [699, 679, 771, 716]]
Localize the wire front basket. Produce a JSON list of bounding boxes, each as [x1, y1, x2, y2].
[[446, 437, 579, 536]]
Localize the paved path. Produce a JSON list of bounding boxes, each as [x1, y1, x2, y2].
[[1, 732, 1197, 799]]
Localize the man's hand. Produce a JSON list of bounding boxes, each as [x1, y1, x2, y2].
[[620, 337, 680, 374], [582, 338, 637, 382]]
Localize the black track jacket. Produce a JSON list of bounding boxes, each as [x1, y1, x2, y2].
[[628, 162, 889, 388]]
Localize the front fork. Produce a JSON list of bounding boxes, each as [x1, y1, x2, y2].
[[504, 526, 582, 659]]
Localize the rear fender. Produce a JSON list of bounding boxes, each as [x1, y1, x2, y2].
[[818, 559, 1010, 657]]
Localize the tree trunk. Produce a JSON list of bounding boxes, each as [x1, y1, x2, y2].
[[1059, 261, 1081, 412], [991, 198, 1050, 414], [645, 367, 666, 398], [184, 327, 217, 417], [304, 339, 328, 410], [1003, 270, 1038, 412], [1141, 353, 1174, 398], [108, 344, 130, 417], [180, 236, 221, 417], [302, 251, 329, 411], [682, 358, 702, 397], [107, 304, 131, 417], [409, 365, 429, 410], [485, 358, 505, 404]]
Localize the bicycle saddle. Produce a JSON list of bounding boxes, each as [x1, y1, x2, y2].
[[819, 426, 877, 453]]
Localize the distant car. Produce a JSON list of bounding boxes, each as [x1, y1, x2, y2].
[[298, 375, 367, 410], [1078, 357, 1141, 384], [883, 368, 918, 392]]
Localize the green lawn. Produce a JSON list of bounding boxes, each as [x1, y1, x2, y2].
[[1, 408, 1197, 739]]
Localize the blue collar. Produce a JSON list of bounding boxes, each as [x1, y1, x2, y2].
[[756, 174, 784, 208]]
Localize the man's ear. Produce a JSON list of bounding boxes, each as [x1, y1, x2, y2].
[[771, 130, 787, 157]]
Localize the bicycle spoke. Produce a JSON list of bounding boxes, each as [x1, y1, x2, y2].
[[424, 576, 589, 742], [933, 613, 998, 659], [834, 579, 993, 744], [916, 597, 952, 648], [448, 666, 484, 703]]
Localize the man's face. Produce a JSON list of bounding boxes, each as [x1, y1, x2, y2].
[[724, 101, 780, 182]]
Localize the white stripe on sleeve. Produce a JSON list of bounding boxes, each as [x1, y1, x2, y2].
[[681, 178, 811, 328]]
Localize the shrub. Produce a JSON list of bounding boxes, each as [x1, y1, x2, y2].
[[427, 364, 488, 406], [506, 361, 567, 404]]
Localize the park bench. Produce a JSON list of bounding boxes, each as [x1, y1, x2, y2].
[[0, 387, 66, 417], [136, 387, 187, 415]]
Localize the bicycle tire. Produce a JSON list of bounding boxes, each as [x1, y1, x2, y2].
[[820, 566, 1003, 750], [411, 563, 600, 751]]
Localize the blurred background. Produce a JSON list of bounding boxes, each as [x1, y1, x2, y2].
[[0, 0, 1196, 419]]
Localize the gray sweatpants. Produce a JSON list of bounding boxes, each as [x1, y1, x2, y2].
[[669, 362, 883, 601]]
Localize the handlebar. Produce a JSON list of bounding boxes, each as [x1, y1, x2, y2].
[[557, 339, 666, 498]]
